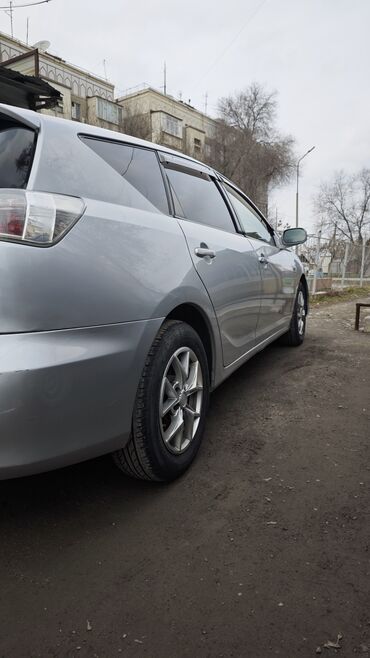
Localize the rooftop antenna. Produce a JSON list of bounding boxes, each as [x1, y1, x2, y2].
[[163, 61, 167, 95], [26, 14, 29, 43], [0, 0, 52, 39], [204, 92, 208, 115], [6, 0, 13, 37], [103, 58, 108, 81]]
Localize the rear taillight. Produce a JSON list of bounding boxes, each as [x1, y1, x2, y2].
[[0, 190, 85, 245]]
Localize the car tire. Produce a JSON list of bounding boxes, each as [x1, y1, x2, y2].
[[113, 319, 210, 482], [280, 281, 307, 347]]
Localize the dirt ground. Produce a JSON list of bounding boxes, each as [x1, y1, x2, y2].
[[1, 297, 370, 658]]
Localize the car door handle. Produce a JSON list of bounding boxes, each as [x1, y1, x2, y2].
[[259, 253, 267, 264], [195, 247, 216, 259]]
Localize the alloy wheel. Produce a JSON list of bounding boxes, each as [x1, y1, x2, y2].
[[297, 290, 306, 335], [159, 347, 203, 454]]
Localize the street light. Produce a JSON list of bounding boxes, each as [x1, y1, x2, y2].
[[295, 146, 315, 228]]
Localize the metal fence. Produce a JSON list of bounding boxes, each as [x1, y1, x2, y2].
[[298, 234, 370, 294]]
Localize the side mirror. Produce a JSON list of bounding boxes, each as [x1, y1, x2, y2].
[[282, 227, 307, 247]]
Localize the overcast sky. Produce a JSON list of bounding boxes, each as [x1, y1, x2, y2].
[[1, 0, 369, 231]]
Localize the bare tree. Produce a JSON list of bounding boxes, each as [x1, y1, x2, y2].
[[315, 169, 370, 243], [122, 105, 152, 141], [315, 169, 370, 275], [218, 82, 278, 140], [205, 83, 295, 212]]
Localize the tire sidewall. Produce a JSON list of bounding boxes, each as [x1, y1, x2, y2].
[[134, 322, 210, 481], [292, 282, 306, 344]]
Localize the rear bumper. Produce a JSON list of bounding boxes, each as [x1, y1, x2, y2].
[[0, 318, 162, 479]]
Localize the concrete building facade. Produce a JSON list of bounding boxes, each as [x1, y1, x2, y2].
[[0, 32, 268, 213], [0, 31, 120, 131], [117, 86, 217, 160], [0, 33, 217, 156]]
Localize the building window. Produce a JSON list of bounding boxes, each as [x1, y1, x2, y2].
[[71, 101, 81, 121], [96, 97, 120, 125], [193, 137, 202, 155], [161, 113, 182, 138]]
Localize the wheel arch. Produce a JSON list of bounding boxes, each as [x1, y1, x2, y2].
[[165, 303, 215, 385], [300, 274, 309, 314]]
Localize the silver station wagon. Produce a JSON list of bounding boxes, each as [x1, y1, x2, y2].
[[0, 103, 308, 482]]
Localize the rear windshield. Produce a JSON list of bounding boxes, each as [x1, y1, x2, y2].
[[0, 120, 36, 188]]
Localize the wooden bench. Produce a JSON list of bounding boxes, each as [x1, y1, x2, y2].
[[355, 302, 370, 330]]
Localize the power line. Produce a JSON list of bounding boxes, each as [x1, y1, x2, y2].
[[1, 0, 51, 38], [194, 0, 269, 88], [0, 0, 51, 8]]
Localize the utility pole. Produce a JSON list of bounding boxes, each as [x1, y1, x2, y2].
[[295, 146, 315, 228], [360, 235, 366, 287], [9, 0, 13, 36], [1, 0, 52, 39], [3, 0, 14, 37], [328, 223, 337, 276], [341, 242, 350, 289], [312, 229, 321, 296]]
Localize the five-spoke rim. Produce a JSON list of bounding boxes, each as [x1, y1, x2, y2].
[[159, 347, 203, 455], [297, 290, 306, 335]]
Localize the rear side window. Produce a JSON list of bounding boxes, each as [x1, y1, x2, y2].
[[0, 120, 35, 188], [81, 137, 169, 215], [165, 167, 236, 233]]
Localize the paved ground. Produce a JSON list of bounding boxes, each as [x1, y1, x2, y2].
[[1, 297, 370, 658]]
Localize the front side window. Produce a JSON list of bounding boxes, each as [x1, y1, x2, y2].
[[0, 120, 35, 188], [81, 137, 169, 214], [224, 183, 273, 244], [165, 168, 236, 233]]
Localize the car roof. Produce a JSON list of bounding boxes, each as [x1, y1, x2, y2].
[[0, 102, 214, 175], [0, 103, 268, 222]]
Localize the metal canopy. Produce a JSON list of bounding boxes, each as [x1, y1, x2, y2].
[[0, 67, 61, 110]]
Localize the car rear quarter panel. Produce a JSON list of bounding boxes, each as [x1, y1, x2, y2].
[[0, 319, 162, 478], [0, 114, 219, 338], [1, 201, 206, 329]]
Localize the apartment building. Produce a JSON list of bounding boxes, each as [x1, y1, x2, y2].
[[0, 32, 268, 212], [0, 31, 121, 131], [117, 85, 217, 160], [0, 33, 217, 159]]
